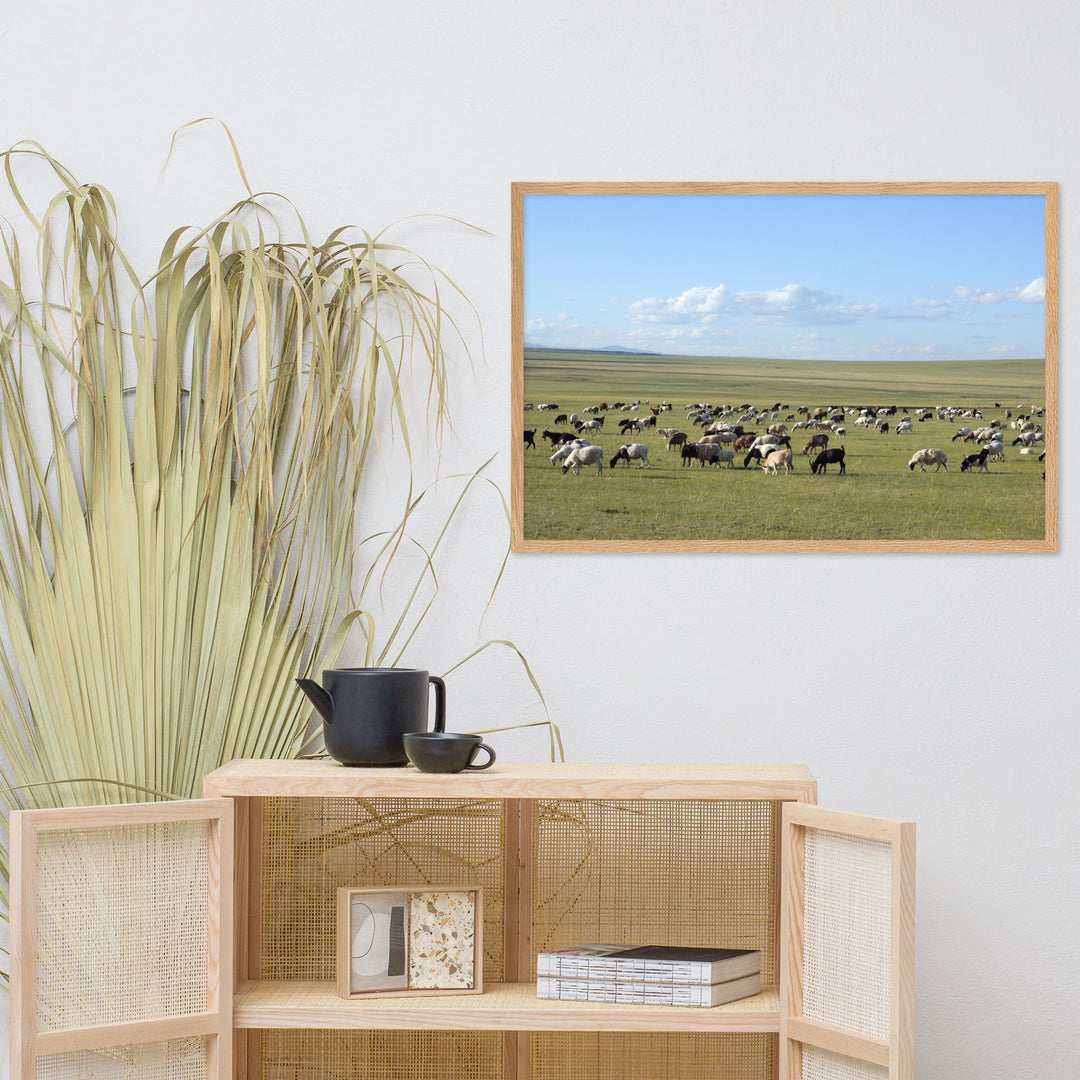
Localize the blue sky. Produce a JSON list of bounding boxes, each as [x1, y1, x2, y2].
[[523, 192, 1047, 361]]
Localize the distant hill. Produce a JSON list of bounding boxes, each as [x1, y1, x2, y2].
[[525, 344, 661, 356]]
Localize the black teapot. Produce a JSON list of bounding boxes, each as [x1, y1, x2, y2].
[[296, 668, 446, 766]]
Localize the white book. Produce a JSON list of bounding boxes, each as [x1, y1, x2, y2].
[[536, 944, 761, 985], [536, 971, 762, 1008]]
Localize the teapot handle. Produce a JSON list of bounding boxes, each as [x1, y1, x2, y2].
[[429, 675, 446, 733]]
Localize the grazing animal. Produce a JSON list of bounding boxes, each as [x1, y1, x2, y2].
[[750, 434, 782, 451], [561, 445, 604, 476], [762, 448, 794, 474], [681, 442, 726, 467], [952, 427, 972, 442], [549, 439, 590, 465], [742, 446, 773, 468], [686, 442, 721, 468], [986, 440, 1005, 462], [733, 434, 758, 452], [610, 443, 652, 469], [895, 420, 914, 435], [523, 429, 536, 450], [542, 429, 577, 447], [665, 431, 688, 451], [554, 413, 568, 425], [577, 419, 603, 434], [802, 434, 829, 455], [810, 447, 846, 475], [908, 448, 948, 472], [1012, 430, 1045, 446], [961, 448, 991, 473]]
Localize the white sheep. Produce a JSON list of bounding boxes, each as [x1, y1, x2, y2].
[[610, 443, 652, 469], [908, 448, 948, 472], [561, 444, 604, 476], [549, 439, 590, 465], [749, 434, 781, 451]]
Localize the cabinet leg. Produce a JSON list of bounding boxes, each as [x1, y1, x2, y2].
[[233, 1029, 261, 1080], [503, 1032, 532, 1080]]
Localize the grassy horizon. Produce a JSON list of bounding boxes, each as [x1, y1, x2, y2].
[[524, 349, 1046, 410], [521, 349, 1047, 542]]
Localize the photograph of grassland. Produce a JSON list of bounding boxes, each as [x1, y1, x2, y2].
[[512, 185, 1055, 550]]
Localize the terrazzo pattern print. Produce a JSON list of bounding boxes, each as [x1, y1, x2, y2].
[[408, 891, 476, 989]]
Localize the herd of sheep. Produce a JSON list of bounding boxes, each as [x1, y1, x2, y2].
[[523, 399, 1048, 479]]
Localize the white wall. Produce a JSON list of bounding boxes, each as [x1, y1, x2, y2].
[[2, 0, 1078, 1076]]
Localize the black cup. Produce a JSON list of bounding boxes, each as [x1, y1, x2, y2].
[[403, 732, 496, 774]]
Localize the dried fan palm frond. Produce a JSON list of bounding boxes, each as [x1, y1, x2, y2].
[[0, 141, 555, 988]]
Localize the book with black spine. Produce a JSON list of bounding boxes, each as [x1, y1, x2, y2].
[[535, 970, 762, 1008], [535, 944, 761, 985]]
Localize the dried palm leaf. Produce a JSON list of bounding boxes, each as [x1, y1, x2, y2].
[[0, 141, 556, 987]]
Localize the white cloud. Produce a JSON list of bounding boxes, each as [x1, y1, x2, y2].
[[626, 282, 885, 327], [952, 276, 1045, 305], [628, 283, 843, 323]]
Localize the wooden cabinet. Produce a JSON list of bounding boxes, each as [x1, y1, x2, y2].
[[9, 762, 914, 1080]]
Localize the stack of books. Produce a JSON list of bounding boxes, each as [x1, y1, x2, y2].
[[535, 943, 761, 1008]]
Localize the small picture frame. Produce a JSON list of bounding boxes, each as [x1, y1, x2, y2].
[[336, 885, 483, 998]]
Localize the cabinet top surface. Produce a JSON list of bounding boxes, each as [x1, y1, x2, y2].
[[202, 759, 816, 800]]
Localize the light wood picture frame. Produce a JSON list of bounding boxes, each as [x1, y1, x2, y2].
[[336, 885, 484, 999], [511, 182, 1057, 552]]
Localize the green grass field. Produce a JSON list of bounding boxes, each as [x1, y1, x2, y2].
[[522, 350, 1047, 543]]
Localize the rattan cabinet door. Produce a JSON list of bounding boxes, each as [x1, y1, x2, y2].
[[779, 804, 915, 1080], [9, 799, 233, 1080]]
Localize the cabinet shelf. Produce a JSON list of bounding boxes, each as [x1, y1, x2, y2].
[[233, 979, 781, 1033], [203, 758, 817, 801]]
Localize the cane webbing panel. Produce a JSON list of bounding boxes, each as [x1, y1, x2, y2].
[[258, 1029, 502, 1080], [801, 1046, 888, 1080], [35, 821, 210, 1030], [533, 1032, 777, 1080], [532, 800, 777, 983], [260, 798, 505, 982], [802, 828, 891, 1040], [35, 1037, 207, 1080]]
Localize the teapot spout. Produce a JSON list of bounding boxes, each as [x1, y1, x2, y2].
[[296, 678, 335, 724]]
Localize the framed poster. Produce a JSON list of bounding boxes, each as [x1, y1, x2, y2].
[[511, 183, 1057, 552], [336, 886, 483, 998]]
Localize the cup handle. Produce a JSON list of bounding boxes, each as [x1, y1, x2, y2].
[[429, 675, 446, 733], [465, 743, 496, 771]]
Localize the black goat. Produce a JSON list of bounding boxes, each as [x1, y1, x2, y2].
[[960, 448, 990, 473], [523, 429, 536, 450], [810, 447, 846, 475], [542, 429, 578, 447]]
